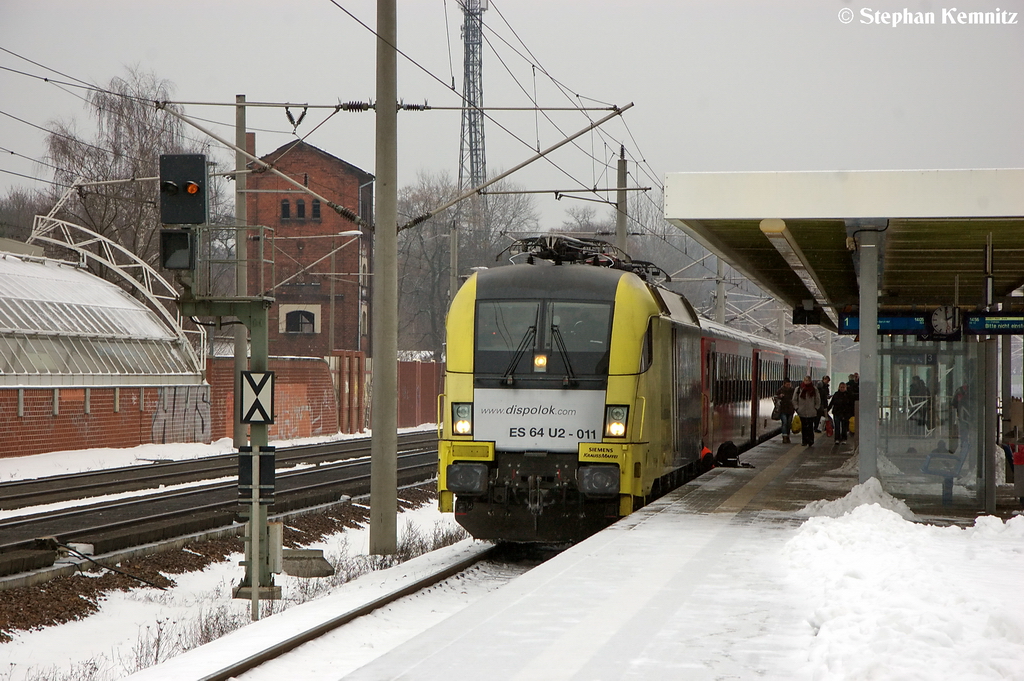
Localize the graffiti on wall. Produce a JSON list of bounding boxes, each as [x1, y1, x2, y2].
[[151, 385, 211, 444]]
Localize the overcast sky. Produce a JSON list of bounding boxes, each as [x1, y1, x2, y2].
[[2, 0, 1022, 228]]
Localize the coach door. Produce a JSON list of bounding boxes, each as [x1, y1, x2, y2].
[[750, 350, 761, 440], [703, 339, 715, 448]]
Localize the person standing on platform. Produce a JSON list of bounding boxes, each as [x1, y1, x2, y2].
[[775, 379, 795, 444], [909, 375, 930, 433], [830, 382, 856, 444], [814, 375, 831, 433], [795, 375, 822, 447]]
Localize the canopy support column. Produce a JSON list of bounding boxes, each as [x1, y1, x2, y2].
[[857, 228, 881, 483]]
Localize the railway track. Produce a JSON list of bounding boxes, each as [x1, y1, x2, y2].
[[195, 542, 501, 681], [0, 432, 440, 579], [0, 431, 438, 511]]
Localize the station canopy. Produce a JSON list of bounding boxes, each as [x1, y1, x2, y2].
[[663, 169, 1024, 331], [0, 254, 204, 386]]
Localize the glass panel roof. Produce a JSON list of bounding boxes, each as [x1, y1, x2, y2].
[[0, 255, 203, 385]]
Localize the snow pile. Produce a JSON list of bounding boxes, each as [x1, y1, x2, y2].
[[785, 487, 1024, 680], [799, 477, 917, 520], [0, 438, 238, 480]]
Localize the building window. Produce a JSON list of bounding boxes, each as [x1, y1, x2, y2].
[[280, 304, 322, 334], [296, 199, 306, 219], [312, 199, 321, 220], [285, 309, 316, 333], [281, 199, 290, 219]]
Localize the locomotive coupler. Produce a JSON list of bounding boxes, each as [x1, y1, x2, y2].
[[527, 475, 544, 516]]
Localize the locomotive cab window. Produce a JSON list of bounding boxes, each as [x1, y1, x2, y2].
[[475, 300, 612, 378], [638, 320, 654, 373], [475, 301, 540, 375], [547, 301, 612, 375]]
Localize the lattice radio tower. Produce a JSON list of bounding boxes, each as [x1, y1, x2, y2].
[[457, 0, 487, 191], [450, 0, 487, 303]]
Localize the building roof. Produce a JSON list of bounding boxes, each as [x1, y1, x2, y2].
[[664, 169, 1024, 331], [0, 254, 204, 386], [260, 140, 374, 182]]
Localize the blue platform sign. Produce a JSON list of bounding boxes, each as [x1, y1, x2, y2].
[[965, 314, 1024, 334], [839, 314, 926, 335]]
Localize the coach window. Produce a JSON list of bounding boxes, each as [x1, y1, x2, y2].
[[281, 199, 290, 219], [733, 355, 740, 403], [725, 355, 733, 403], [718, 354, 723, 401], [296, 199, 306, 219]]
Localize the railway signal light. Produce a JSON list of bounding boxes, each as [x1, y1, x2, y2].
[[238, 445, 276, 504], [159, 154, 207, 225], [159, 228, 196, 270]]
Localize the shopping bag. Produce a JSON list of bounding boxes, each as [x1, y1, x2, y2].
[[791, 414, 801, 433], [824, 417, 834, 437], [849, 416, 856, 434]]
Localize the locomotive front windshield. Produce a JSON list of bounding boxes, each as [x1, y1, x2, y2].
[[475, 300, 612, 378]]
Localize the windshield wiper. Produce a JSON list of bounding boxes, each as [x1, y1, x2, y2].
[[501, 325, 536, 385], [549, 325, 578, 387]]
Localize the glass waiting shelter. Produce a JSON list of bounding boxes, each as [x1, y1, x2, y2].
[[875, 336, 989, 509]]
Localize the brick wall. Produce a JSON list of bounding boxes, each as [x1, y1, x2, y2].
[[398, 361, 443, 428], [0, 385, 211, 459], [208, 356, 341, 441], [0, 356, 441, 459]]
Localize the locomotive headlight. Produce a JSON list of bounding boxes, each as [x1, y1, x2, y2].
[[533, 353, 548, 372], [604, 405, 629, 438], [452, 402, 473, 436]]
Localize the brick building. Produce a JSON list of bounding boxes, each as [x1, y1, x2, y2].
[[245, 136, 374, 357]]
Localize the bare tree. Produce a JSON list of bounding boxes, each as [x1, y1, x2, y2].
[[0, 188, 48, 243], [397, 171, 538, 356], [558, 205, 611, 235], [44, 67, 222, 271]]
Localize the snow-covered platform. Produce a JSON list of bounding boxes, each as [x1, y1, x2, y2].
[[344, 438, 861, 680]]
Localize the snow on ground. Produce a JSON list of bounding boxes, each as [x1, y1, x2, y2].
[[2, 435, 1024, 680], [787, 483, 1024, 680]]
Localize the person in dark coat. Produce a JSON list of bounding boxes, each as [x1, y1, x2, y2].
[[795, 376, 822, 446], [775, 379, 795, 444], [829, 382, 856, 443], [813, 375, 831, 433], [909, 375, 930, 431]]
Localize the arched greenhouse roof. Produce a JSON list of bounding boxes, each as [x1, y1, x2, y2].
[[0, 253, 204, 386]]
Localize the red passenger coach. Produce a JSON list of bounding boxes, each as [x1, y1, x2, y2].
[[699, 320, 826, 464]]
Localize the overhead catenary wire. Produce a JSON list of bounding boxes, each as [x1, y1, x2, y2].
[[325, 0, 616, 199], [1, 16, 618, 214]]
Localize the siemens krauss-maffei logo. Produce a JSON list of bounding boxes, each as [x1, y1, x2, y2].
[[838, 6, 1019, 26]]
